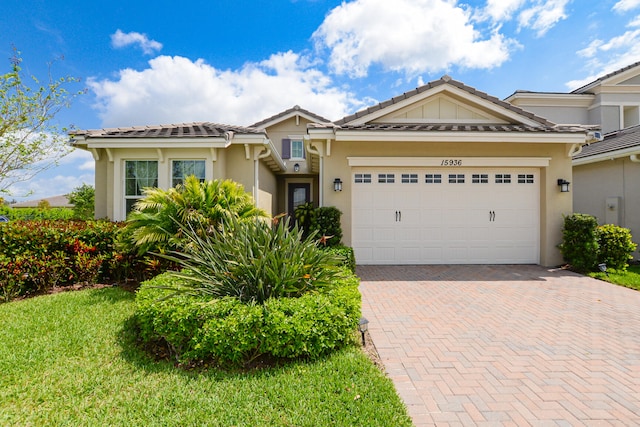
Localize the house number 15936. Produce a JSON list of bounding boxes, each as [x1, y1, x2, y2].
[[441, 159, 462, 166]]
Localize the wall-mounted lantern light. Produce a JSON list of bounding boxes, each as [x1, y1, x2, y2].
[[557, 179, 570, 193], [333, 178, 343, 192], [358, 317, 369, 346], [293, 163, 300, 173]]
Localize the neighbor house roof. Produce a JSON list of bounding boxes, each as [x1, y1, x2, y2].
[[334, 75, 557, 127], [11, 195, 72, 208], [72, 122, 263, 138], [571, 61, 640, 94], [573, 125, 640, 161], [327, 123, 585, 133], [250, 105, 332, 129]]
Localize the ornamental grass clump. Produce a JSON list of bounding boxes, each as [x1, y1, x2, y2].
[[155, 216, 345, 304]]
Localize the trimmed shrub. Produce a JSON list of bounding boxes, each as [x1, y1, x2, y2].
[[293, 205, 343, 246], [134, 270, 361, 366], [313, 206, 343, 247], [559, 213, 599, 272], [596, 224, 637, 271], [324, 245, 356, 273], [0, 206, 74, 220], [0, 220, 162, 301]]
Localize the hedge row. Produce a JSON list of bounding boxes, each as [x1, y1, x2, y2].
[[135, 270, 361, 366], [0, 220, 165, 302]]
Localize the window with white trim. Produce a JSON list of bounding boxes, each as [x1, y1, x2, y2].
[[448, 174, 465, 184], [495, 174, 511, 184], [291, 139, 304, 159], [401, 173, 418, 183], [425, 174, 442, 184], [354, 173, 372, 183], [124, 160, 158, 215], [518, 174, 534, 184], [378, 173, 395, 183], [472, 174, 488, 184], [172, 160, 206, 187]]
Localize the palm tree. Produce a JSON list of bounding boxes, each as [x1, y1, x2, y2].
[[125, 176, 267, 254]]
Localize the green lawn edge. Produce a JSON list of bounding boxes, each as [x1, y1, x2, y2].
[[588, 264, 640, 291], [0, 287, 412, 427]]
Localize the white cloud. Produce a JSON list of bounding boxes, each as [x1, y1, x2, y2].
[[613, 0, 640, 13], [483, 0, 527, 21], [7, 173, 94, 201], [313, 0, 515, 78], [111, 29, 163, 55], [517, 0, 570, 37], [88, 52, 361, 127], [566, 28, 640, 90]]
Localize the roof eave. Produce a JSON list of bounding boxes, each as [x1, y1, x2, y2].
[[333, 130, 586, 143]]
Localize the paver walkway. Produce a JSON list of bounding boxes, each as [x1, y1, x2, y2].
[[358, 265, 640, 426]]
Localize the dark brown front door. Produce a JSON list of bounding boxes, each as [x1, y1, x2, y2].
[[288, 183, 311, 217]]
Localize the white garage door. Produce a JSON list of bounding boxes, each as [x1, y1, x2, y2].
[[352, 168, 540, 264]]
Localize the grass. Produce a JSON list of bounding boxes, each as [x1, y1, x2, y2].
[[589, 264, 640, 291], [0, 287, 411, 427]]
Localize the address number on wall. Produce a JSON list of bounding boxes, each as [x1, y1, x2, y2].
[[440, 159, 462, 166]]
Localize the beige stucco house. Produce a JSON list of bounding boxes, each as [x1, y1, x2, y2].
[[71, 76, 594, 266], [507, 62, 640, 259]]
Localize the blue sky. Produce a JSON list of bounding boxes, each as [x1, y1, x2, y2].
[[1, 0, 640, 201]]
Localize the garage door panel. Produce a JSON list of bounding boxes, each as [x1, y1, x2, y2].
[[421, 227, 443, 242], [374, 227, 396, 242], [352, 168, 539, 265], [373, 247, 395, 263]]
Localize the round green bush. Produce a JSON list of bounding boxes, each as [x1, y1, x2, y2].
[[134, 271, 361, 366], [597, 224, 637, 270]]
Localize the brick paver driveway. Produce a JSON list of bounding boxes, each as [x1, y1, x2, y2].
[[358, 265, 640, 426]]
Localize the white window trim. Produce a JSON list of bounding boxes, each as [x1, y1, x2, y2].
[[289, 135, 305, 160], [170, 159, 207, 187], [123, 159, 159, 218]]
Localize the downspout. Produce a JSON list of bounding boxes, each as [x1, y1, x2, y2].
[[568, 143, 583, 157], [253, 144, 272, 207], [305, 141, 323, 206], [631, 154, 640, 163]]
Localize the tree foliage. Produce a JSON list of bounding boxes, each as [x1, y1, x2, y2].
[[68, 183, 95, 220], [0, 48, 83, 194]]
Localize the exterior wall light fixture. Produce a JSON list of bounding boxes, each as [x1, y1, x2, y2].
[[333, 178, 343, 192], [293, 163, 300, 173], [557, 179, 570, 193]]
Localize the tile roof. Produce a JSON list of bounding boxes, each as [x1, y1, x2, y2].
[[573, 125, 640, 159], [334, 75, 556, 127], [330, 123, 585, 133], [72, 122, 263, 138], [250, 105, 332, 128], [571, 61, 640, 94], [11, 195, 72, 208]]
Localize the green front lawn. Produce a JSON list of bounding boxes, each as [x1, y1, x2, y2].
[[0, 287, 411, 426], [589, 264, 640, 291]]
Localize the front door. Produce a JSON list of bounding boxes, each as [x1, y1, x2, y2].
[[288, 183, 311, 218]]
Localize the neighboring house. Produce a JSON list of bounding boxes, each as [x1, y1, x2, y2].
[[72, 77, 592, 266], [11, 195, 73, 208], [507, 62, 640, 259]]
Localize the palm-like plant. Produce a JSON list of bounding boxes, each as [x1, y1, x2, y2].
[[126, 176, 267, 254]]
